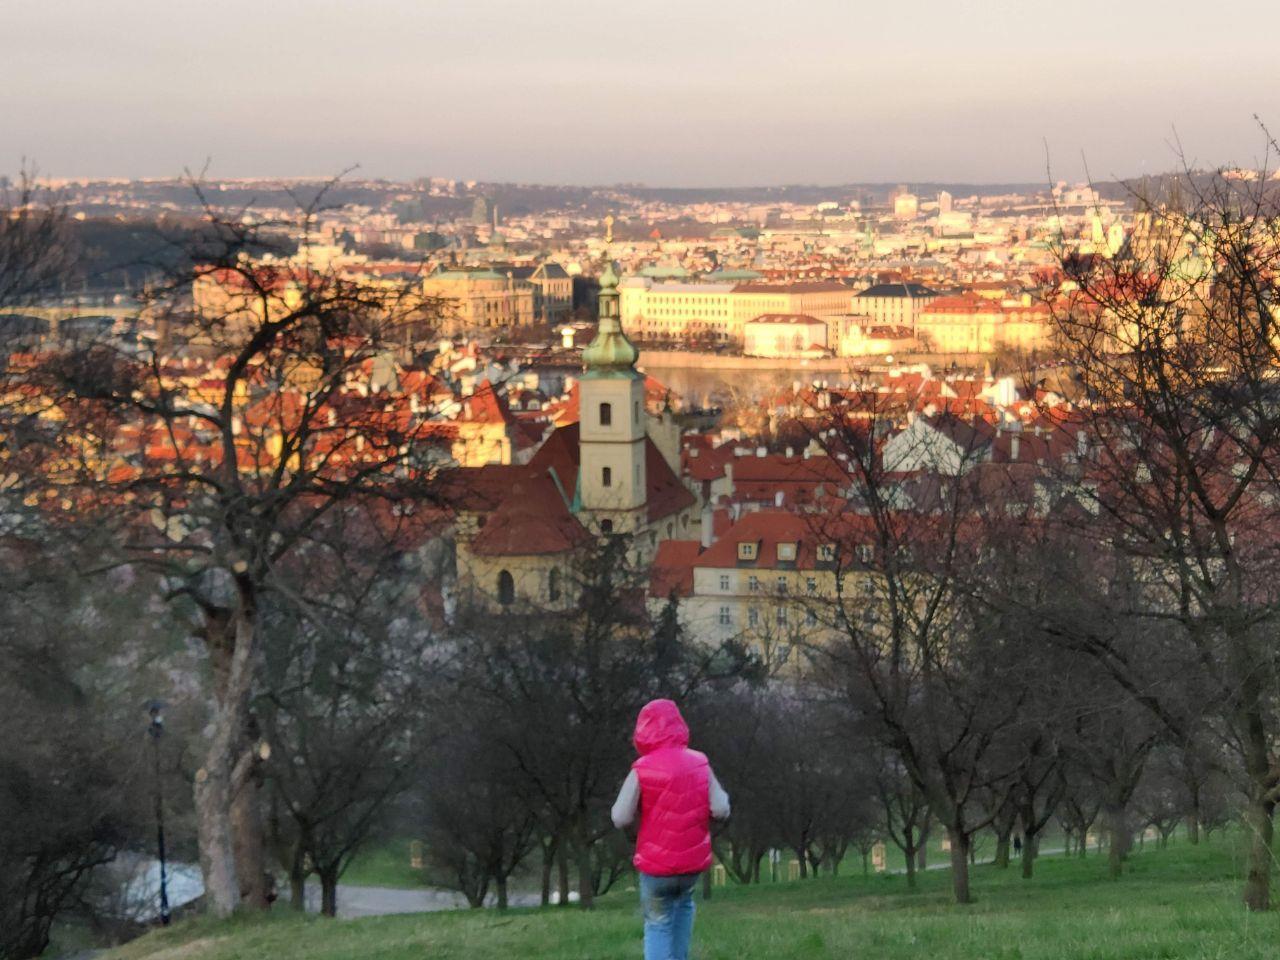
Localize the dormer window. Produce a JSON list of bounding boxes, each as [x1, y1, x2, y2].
[[817, 543, 836, 562], [777, 542, 797, 562], [738, 541, 758, 561], [857, 544, 874, 564]]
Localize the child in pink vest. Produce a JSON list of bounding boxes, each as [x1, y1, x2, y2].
[[611, 699, 730, 960]]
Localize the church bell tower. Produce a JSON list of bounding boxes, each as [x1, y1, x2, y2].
[[578, 262, 647, 534]]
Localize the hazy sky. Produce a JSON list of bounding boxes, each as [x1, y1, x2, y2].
[[6, 0, 1280, 186]]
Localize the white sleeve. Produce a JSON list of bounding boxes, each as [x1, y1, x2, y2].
[[708, 768, 731, 820], [611, 770, 641, 829]]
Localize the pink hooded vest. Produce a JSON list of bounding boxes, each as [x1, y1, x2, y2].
[[631, 699, 712, 876]]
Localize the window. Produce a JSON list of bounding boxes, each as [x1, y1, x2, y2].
[[634, 401, 640, 423], [720, 574, 731, 591], [776, 576, 788, 594], [776, 606, 788, 626], [738, 541, 758, 561], [548, 568, 561, 603], [805, 608, 817, 627], [718, 606, 731, 626], [497, 570, 515, 606], [806, 577, 817, 595], [601, 518, 613, 534], [602, 466, 612, 487], [748, 575, 760, 593], [777, 542, 797, 562], [748, 607, 759, 627], [599, 402, 612, 426], [857, 544, 874, 564], [817, 543, 836, 562]]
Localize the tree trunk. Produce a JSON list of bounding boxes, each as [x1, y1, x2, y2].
[[195, 606, 256, 917], [194, 763, 239, 917], [232, 774, 269, 909], [574, 827, 595, 910], [193, 609, 258, 916], [1242, 793, 1275, 912], [1185, 814, 1200, 845], [904, 843, 917, 890], [556, 844, 570, 907], [496, 876, 509, 910], [289, 849, 306, 910], [1105, 803, 1129, 879], [1020, 829, 1037, 879], [946, 828, 971, 904], [917, 843, 927, 871], [320, 871, 338, 917], [993, 834, 1010, 869], [539, 837, 557, 907]]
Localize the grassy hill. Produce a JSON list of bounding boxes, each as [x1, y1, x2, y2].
[[107, 839, 1279, 960]]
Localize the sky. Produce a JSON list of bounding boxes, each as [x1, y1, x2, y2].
[[5, 0, 1280, 187]]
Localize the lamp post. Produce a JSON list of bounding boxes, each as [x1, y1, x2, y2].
[[147, 700, 171, 926]]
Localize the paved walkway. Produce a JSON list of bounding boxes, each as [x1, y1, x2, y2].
[[309, 848, 1073, 918], [303, 882, 540, 919]]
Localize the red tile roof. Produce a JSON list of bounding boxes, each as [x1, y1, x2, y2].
[[650, 540, 702, 598], [469, 473, 593, 556]]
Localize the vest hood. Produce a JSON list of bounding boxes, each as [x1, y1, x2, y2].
[[633, 699, 690, 755]]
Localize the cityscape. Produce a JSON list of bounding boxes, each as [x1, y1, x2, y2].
[[6, 4, 1280, 960]]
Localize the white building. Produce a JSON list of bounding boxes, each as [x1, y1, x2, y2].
[[743, 314, 828, 358]]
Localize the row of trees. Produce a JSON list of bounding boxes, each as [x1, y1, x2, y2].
[[762, 154, 1280, 910]]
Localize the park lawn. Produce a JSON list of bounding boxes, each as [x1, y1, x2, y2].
[[107, 839, 1279, 960], [338, 840, 429, 889], [339, 825, 1077, 888]]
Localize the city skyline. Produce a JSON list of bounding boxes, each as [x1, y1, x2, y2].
[[7, 0, 1280, 186]]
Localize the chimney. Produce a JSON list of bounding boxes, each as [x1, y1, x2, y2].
[[1010, 434, 1020, 461], [1077, 430, 1088, 458], [785, 446, 794, 458], [775, 491, 784, 508], [700, 504, 715, 548], [756, 446, 767, 458]]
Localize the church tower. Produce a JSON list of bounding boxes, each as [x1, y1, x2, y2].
[[578, 262, 647, 534]]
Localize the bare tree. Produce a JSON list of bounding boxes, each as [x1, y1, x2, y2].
[[803, 393, 1024, 904], [22, 176, 446, 915], [1044, 147, 1280, 908], [258, 504, 435, 916]]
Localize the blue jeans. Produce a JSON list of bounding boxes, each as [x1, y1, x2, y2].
[[639, 872, 699, 960]]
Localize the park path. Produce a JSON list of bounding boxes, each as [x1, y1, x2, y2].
[[311, 846, 1071, 919], [303, 882, 541, 918]]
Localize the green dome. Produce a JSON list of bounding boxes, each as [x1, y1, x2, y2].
[[582, 262, 640, 378]]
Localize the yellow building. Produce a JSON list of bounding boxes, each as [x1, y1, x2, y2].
[[619, 278, 851, 345], [916, 294, 1052, 354], [422, 268, 536, 333]]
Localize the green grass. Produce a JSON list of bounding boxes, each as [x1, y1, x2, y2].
[[338, 840, 429, 889], [106, 839, 1280, 960]]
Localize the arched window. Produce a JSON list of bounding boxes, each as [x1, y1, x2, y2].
[[548, 568, 561, 603], [602, 466, 612, 487], [599, 402, 612, 426], [601, 519, 613, 534], [497, 570, 515, 606]]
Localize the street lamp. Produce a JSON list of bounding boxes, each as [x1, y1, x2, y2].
[[147, 700, 171, 926]]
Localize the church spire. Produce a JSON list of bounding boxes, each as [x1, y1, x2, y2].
[[582, 261, 639, 378]]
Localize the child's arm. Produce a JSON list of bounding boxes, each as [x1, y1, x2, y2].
[[708, 768, 731, 820], [611, 770, 641, 829]]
